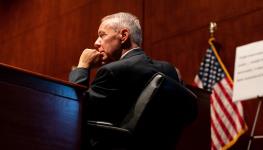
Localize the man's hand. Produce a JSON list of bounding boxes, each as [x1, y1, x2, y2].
[[77, 49, 103, 69]]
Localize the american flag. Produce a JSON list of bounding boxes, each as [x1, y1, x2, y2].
[[194, 38, 247, 150]]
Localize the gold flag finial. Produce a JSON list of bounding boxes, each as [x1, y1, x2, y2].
[[209, 22, 217, 37]]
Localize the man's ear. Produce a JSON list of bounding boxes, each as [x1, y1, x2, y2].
[[120, 29, 129, 43]]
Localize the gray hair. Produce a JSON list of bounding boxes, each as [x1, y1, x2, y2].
[[101, 12, 142, 46]]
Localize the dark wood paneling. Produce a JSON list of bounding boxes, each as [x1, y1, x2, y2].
[[0, 0, 90, 43], [144, 0, 263, 44], [144, 0, 263, 84], [147, 28, 209, 83], [0, 0, 93, 79], [0, 0, 143, 80]]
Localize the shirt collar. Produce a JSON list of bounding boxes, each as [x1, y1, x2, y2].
[[120, 47, 140, 60]]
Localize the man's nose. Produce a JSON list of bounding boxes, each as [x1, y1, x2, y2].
[[94, 38, 101, 48]]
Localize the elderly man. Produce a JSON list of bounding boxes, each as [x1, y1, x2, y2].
[[69, 12, 195, 149]]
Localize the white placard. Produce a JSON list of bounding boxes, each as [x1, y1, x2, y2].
[[233, 40, 263, 102]]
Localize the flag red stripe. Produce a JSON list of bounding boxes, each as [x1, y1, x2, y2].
[[223, 77, 246, 129], [218, 79, 246, 129], [211, 141, 217, 150], [211, 98, 233, 141], [211, 119, 225, 147], [212, 88, 238, 133]]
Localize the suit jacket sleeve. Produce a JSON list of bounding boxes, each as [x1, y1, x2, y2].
[[86, 67, 122, 122], [69, 68, 90, 86]]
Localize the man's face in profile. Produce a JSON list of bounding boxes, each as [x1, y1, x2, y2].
[[94, 22, 123, 64]]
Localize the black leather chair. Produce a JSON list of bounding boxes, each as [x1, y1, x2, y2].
[[86, 72, 198, 150]]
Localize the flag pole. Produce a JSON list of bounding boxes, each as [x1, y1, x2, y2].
[[208, 22, 233, 82]]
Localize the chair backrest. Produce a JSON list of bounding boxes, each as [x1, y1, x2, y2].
[[86, 72, 198, 149], [121, 72, 198, 149], [120, 72, 164, 131]]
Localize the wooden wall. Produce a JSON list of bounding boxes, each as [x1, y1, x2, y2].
[[143, 0, 263, 83], [1, 0, 263, 149], [0, 0, 143, 79]]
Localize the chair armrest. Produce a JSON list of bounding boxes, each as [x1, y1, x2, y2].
[[87, 120, 132, 138]]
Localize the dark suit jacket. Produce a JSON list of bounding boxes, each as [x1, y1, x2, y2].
[[69, 48, 180, 125]]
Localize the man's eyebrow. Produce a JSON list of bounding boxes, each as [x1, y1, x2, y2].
[[98, 31, 105, 35]]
